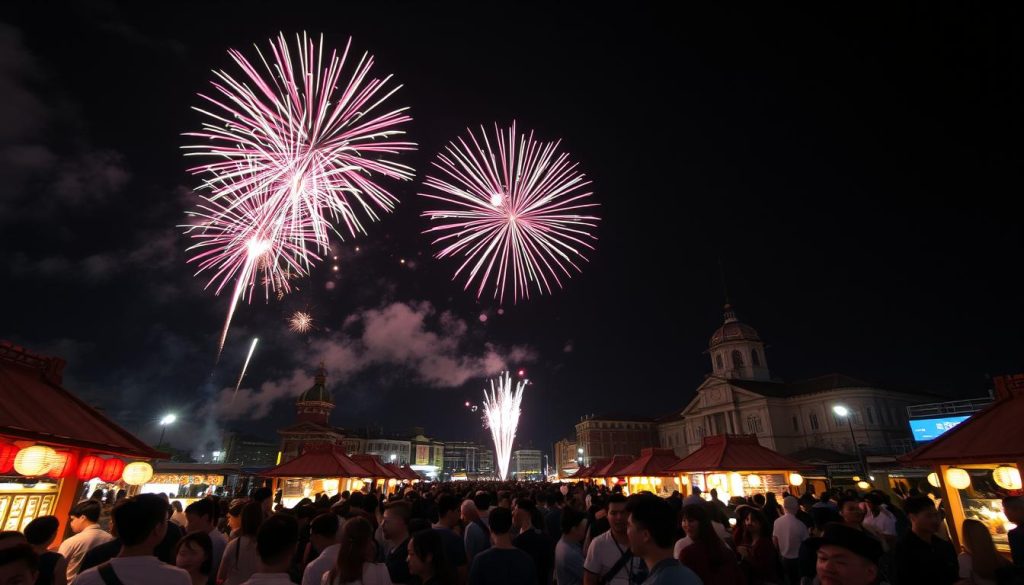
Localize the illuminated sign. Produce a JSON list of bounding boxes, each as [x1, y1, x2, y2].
[[909, 415, 970, 441]]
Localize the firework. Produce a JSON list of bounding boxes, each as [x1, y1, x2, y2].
[[288, 311, 314, 333], [420, 122, 599, 303], [481, 371, 526, 480], [233, 337, 259, 399]]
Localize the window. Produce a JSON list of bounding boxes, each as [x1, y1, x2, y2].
[[810, 413, 820, 431], [867, 407, 875, 425], [715, 354, 724, 370], [792, 416, 799, 432], [751, 349, 761, 366], [746, 416, 763, 433], [731, 350, 744, 368]]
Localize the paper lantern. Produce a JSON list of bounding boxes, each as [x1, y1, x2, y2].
[[121, 462, 154, 486], [852, 476, 861, 482], [926, 472, 941, 488], [99, 458, 125, 482], [993, 466, 1022, 490], [608, 477, 618, 485], [14, 446, 57, 476], [789, 473, 804, 486], [47, 451, 78, 479], [747, 474, 762, 488], [856, 481, 871, 490], [0, 442, 17, 474], [77, 455, 104, 480], [945, 468, 971, 490]]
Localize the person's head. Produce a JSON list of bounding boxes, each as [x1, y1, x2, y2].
[[680, 504, 710, 542], [336, 517, 374, 582], [626, 494, 675, 557], [962, 519, 1003, 578], [69, 500, 102, 533], [708, 488, 717, 500], [752, 493, 766, 507], [816, 523, 882, 585], [743, 509, 770, 541], [0, 544, 38, 585], [226, 500, 246, 532], [256, 514, 298, 571], [436, 494, 460, 527], [114, 494, 170, 552], [171, 500, 183, 513], [691, 486, 702, 497], [811, 507, 842, 537], [783, 496, 800, 516], [864, 493, 883, 514], [185, 499, 217, 534], [408, 529, 451, 582], [607, 493, 629, 533], [22, 516, 59, 549], [460, 499, 479, 524], [382, 500, 411, 541], [560, 507, 588, 543], [837, 496, 864, 526], [550, 491, 565, 508], [174, 531, 213, 577], [487, 506, 514, 541], [903, 496, 940, 536], [497, 491, 511, 509], [252, 487, 273, 517], [310, 513, 341, 551], [1003, 496, 1024, 525], [512, 498, 536, 530], [472, 492, 491, 512], [0, 533, 25, 551], [240, 501, 263, 537]]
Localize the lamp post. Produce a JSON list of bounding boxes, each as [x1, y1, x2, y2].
[[157, 413, 177, 447], [577, 447, 584, 466], [832, 405, 866, 478]]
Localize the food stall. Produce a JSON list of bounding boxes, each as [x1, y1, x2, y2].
[[618, 448, 682, 496], [261, 445, 372, 508], [139, 463, 247, 508], [591, 455, 636, 489]]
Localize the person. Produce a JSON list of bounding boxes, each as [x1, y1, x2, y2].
[[681, 487, 702, 508], [773, 495, 809, 585], [813, 491, 837, 511], [763, 493, 782, 526], [225, 500, 247, 540], [251, 488, 273, 520], [0, 532, 26, 550], [797, 507, 840, 585], [431, 495, 467, 585], [958, 518, 1011, 585], [675, 504, 741, 585], [74, 494, 191, 585], [382, 501, 415, 584], [815, 523, 883, 585], [555, 508, 588, 585], [1004, 496, 1024, 567], [737, 508, 779, 584], [323, 516, 392, 585], [545, 492, 566, 544], [0, 544, 39, 585], [511, 499, 554, 585], [23, 515, 67, 585], [220, 502, 263, 585], [408, 529, 455, 585], [583, 494, 647, 585], [625, 495, 701, 584], [186, 499, 228, 585], [862, 493, 897, 546], [57, 500, 114, 584], [175, 532, 214, 585], [467, 507, 536, 585], [893, 496, 958, 585], [171, 501, 188, 527], [460, 500, 490, 565], [239, 514, 298, 585], [301, 514, 341, 585]]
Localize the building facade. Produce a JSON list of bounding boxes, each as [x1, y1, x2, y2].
[[222, 432, 278, 467], [511, 449, 544, 481], [575, 416, 658, 467], [553, 438, 580, 478], [442, 441, 495, 480], [277, 365, 346, 463]]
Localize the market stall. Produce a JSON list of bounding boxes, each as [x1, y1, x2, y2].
[[260, 445, 372, 507], [618, 448, 682, 496]]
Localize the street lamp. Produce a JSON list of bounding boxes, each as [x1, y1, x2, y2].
[[390, 453, 397, 462], [157, 413, 177, 447], [832, 405, 865, 477], [577, 447, 584, 465]]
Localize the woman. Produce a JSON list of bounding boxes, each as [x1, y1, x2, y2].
[[732, 505, 755, 547], [737, 509, 780, 585], [225, 499, 247, 540], [407, 529, 454, 585], [959, 519, 1011, 585], [170, 500, 187, 527], [323, 517, 393, 585], [23, 516, 67, 585], [218, 501, 262, 585], [676, 505, 744, 585], [175, 531, 214, 585], [763, 493, 781, 526]]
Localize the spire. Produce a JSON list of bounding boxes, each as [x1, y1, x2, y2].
[[723, 303, 738, 324]]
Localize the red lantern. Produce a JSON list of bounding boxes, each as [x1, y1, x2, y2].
[[99, 458, 125, 482], [0, 442, 16, 474], [47, 451, 78, 479], [77, 455, 104, 481]]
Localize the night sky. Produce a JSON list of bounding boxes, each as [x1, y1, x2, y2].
[[3, 3, 1022, 457]]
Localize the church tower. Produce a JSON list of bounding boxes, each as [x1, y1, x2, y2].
[[708, 304, 771, 381]]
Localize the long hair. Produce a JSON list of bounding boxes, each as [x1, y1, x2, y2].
[[680, 504, 729, 566], [175, 531, 214, 576], [333, 516, 373, 583], [962, 519, 1008, 578], [744, 508, 771, 541], [411, 529, 455, 585]]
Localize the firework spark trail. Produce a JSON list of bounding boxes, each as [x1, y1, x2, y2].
[[233, 337, 259, 399], [289, 311, 313, 333], [420, 122, 600, 303], [481, 371, 526, 480]]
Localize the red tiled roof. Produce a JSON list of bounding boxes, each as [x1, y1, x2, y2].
[[900, 391, 1024, 464], [668, 434, 813, 472], [398, 465, 420, 480], [591, 455, 636, 477], [618, 448, 682, 477], [576, 459, 610, 478], [383, 463, 418, 481], [0, 341, 163, 459], [349, 454, 400, 478], [261, 445, 370, 478]]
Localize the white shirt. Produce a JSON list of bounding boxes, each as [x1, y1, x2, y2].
[[75, 556, 191, 585], [321, 562, 393, 585], [59, 524, 115, 583], [673, 522, 732, 557], [302, 544, 341, 585], [772, 513, 809, 560], [243, 573, 298, 585], [584, 531, 645, 585], [862, 507, 897, 537]]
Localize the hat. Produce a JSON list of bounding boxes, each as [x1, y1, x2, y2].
[[819, 523, 883, 564]]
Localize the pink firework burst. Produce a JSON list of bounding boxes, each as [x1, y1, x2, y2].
[[420, 122, 599, 303]]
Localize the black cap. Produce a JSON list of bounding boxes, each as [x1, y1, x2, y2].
[[820, 523, 883, 564]]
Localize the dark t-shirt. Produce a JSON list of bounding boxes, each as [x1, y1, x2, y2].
[[1010, 526, 1024, 567], [36, 551, 63, 585], [386, 537, 420, 584], [894, 532, 958, 585], [544, 509, 562, 542], [514, 529, 554, 585], [80, 539, 121, 573], [469, 547, 538, 585], [434, 526, 468, 568]]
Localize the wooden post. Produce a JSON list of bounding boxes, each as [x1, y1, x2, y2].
[[938, 464, 964, 551]]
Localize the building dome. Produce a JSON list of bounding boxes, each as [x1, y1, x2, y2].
[[297, 364, 333, 404], [709, 304, 761, 348]]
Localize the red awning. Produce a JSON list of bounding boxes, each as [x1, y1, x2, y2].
[[618, 448, 682, 477], [261, 446, 370, 478], [900, 392, 1024, 465], [591, 455, 636, 477], [576, 458, 610, 478], [398, 465, 420, 480], [0, 341, 163, 459], [568, 464, 591, 479], [383, 463, 418, 481], [349, 454, 400, 478], [668, 434, 813, 472]]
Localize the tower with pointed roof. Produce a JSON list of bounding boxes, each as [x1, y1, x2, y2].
[[708, 304, 770, 381], [295, 363, 334, 425]]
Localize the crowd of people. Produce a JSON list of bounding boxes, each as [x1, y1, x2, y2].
[[0, 480, 1022, 585]]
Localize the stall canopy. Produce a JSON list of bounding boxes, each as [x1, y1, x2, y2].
[[260, 446, 370, 478], [383, 463, 419, 481], [592, 455, 636, 478], [618, 448, 681, 477], [900, 390, 1024, 465], [668, 434, 814, 472], [397, 465, 420, 481], [349, 454, 400, 479]]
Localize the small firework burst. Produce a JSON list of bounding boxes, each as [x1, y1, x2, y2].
[[288, 311, 314, 333]]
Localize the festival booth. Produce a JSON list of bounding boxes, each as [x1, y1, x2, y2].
[[567, 461, 600, 483], [348, 454, 402, 494], [139, 462, 245, 508], [668, 434, 812, 502], [382, 463, 419, 492], [899, 375, 1024, 554], [0, 342, 163, 543], [261, 445, 372, 507], [618, 448, 683, 496], [397, 464, 421, 483], [591, 455, 636, 489]]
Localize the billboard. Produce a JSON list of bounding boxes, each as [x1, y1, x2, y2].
[[909, 415, 970, 442]]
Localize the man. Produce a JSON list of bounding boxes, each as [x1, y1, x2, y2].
[[383, 500, 415, 584], [496, 492, 512, 510], [512, 499, 554, 585], [545, 492, 566, 543], [461, 499, 491, 564], [433, 494, 469, 585], [240, 514, 299, 585], [862, 493, 897, 547], [301, 514, 341, 585], [1004, 496, 1024, 566], [58, 500, 114, 583], [82, 501, 183, 571], [813, 491, 838, 510], [816, 523, 883, 585], [773, 495, 809, 585], [681, 487, 702, 508], [583, 494, 647, 585], [555, 508, 588, 585], [252, 487, 273, 519], [75, 494, 190, 585], [0, 544, 38, 585], [893, 495, 958, 585], [624, 494, 700, 585], [473, 492, 492, 527], [468, 507, 537, 585], [186, 499, 228, 584], [837, 496, 867, 530]]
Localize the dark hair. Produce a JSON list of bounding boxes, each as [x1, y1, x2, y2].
[[0, 544, 38, 572], [627, 495, 675, 549], [256, 514, 298, 564], [385, 500, 412, 524], [550, 491, 565, 506], [0, 532, 25, 544], [743, 509, 771, 540], [240, 502, 263, 537], [607, 493, 627, 506], [514, 498, 537, 514], [172, 501, 183, 512], [436, 494, 460, 518], [752, 493, 766, 507], [251, 487, 272, 502], [334, 516, 372, 582], [488, 506, 513, 535], [185, 499, 216, 522], [561, 507, 587, 535], [23, 516, 59, 546], [837, 495, 861, 510], [903, 496, 936, 516], [175, 531, 213, 575], [70, 500, 102, 523], [681, 504, 729, 565], [410, 529, 454, 585], [811, 507, 842, 530], [473, 492, 491, 511], [114, 494, 168, 547], [311, 513, 340, 539]]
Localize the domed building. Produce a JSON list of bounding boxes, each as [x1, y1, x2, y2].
[[277, 364, 355, 463]]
